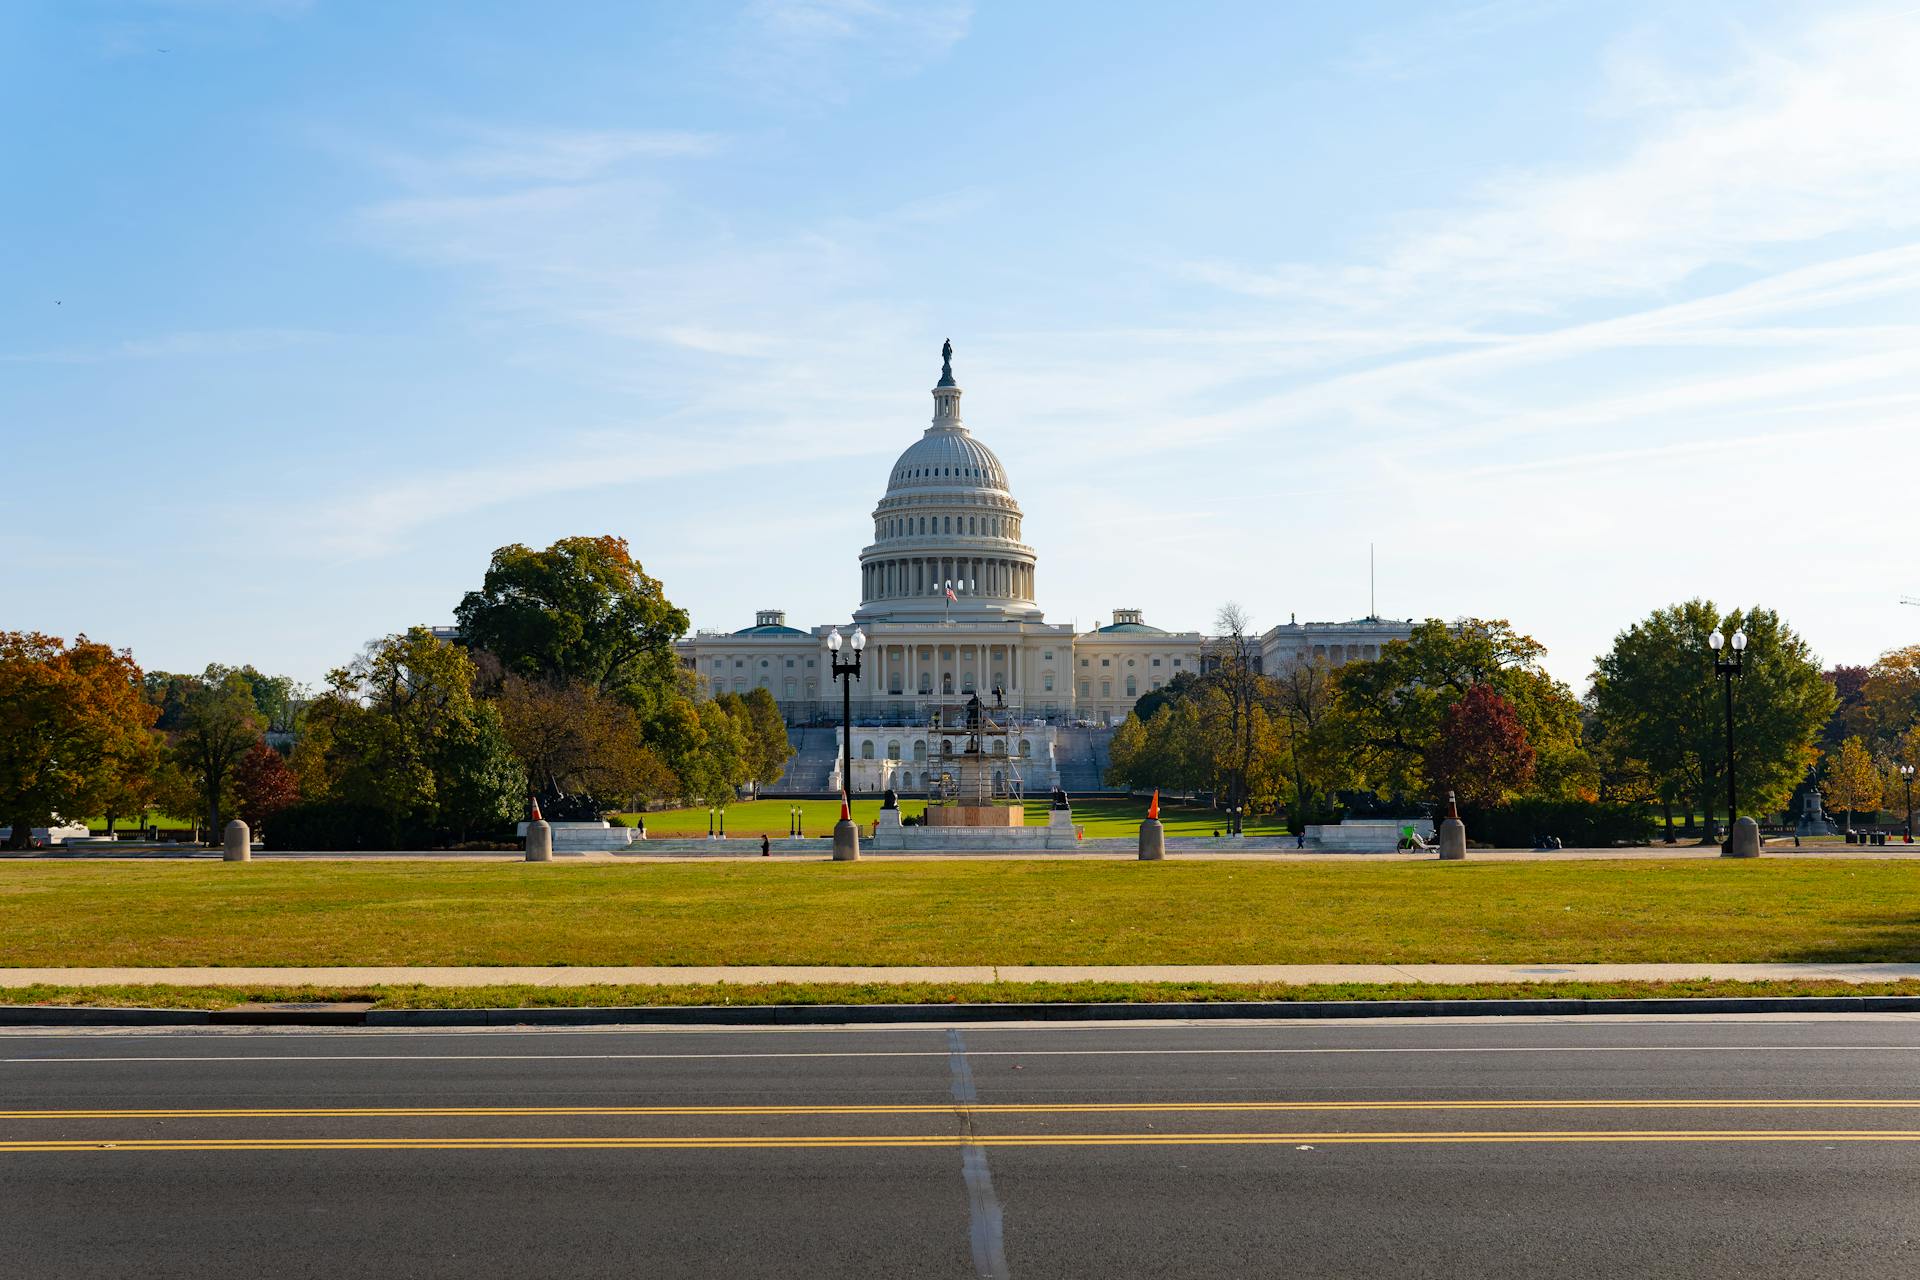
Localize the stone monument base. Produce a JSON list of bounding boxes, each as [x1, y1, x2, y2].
[[924, 803, 1023, 828]]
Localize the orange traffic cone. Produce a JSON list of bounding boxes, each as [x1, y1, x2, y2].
[[1147, 790, 1160, 820], [840, 793, 851, 822], [529, 795, 543, 822]]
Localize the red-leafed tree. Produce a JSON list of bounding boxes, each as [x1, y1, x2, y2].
[[233, 740, 301, 835], [1426, 683, 1537, 807]]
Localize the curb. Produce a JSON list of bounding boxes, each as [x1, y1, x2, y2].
[[6, 994, 1920, 1028]]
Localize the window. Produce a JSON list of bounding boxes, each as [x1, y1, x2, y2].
[[1079, 681, 1090, 697], [861, 741, 875, 759], [1101, 658, 1110, 667], [887, 740, 901, 760], [734, 659, 744, 669], [785, 658, 794, 668], [1101, 681, 1111, 698], [712, 658, 723, 667], [1043, 649, 1053, 661], [1151, 680, 1162, 690], [1043, 673, 1054, 691], [1080, 658, 1089, 668], [760, 659, 769, 668], [1152, 658, 1161, 667], [807, 659, 815, 668], [1126, 658, 1135, 667], [1125, 676, 1137, 696], [913, 740, 927, 761], [1172, 658, 1182, 668], [1019, 739, 1031, 757]]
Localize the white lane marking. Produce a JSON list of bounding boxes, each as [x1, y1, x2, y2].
[[6, 1045, 1919, 1065], [947, 1030, 1010, 1280]]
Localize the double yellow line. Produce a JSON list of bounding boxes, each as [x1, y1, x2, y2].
[[5, 1131, 1920, 1153], [7, 1099, 1920, 1121]]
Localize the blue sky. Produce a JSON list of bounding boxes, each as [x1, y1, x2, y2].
[[5, 0, 1917, 691]]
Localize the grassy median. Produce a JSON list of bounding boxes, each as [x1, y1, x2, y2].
[[3, 979, 1919, 1011], [3, 859, 1920, 967]]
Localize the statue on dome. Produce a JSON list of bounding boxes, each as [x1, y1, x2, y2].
[[940, 338, 954, 385]]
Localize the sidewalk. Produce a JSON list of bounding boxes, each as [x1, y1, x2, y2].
[[6, 963, 1920, 987]]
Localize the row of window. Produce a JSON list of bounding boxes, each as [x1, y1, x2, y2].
[[878, 513, 1019, 540], [1082, 656, 1183, 669], [713, 656, 815, 669]]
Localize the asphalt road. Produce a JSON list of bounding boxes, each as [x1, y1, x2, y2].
[[5, 1016, 1920, 1277]]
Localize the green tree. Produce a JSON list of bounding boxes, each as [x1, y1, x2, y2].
[[454, 535, 690, 714], [169, 667, 265, 835], [97, 728, 168, 835], [1824, 736, 1883, 831], [303, 628, 524, 845], [1590, 601, 1834, 839], [0, 633, 157, 847], [1329, 619, 1590, 805], [736, 687, 795, 795]]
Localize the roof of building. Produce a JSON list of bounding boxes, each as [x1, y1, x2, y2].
[[1095, 621, 1168, 634], [731, 622, 808, 636]]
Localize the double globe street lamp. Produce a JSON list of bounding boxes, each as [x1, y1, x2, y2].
[[1707, 627, 1753, 856], [826, 626, 867, 861], [1900, 763, 1915, 845]]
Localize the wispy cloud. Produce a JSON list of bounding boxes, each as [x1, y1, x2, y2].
[[730, 0, 972, 104]]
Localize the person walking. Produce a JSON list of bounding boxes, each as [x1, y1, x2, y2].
[[760, 834, 771, 857]]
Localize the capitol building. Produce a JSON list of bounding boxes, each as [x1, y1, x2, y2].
[[675, 344, 1411, 793]]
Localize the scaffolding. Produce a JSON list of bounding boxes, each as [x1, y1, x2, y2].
[[925, 694, 1025, 805]]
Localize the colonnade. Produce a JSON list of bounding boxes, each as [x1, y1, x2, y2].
[[848, 639, 1025, 699], [861, 556, 1033, 603]]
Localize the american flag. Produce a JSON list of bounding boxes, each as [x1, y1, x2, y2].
[[945, 582, 958, 603]]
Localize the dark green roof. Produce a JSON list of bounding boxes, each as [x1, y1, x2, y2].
[[1096, 621, 1167, 634], [732, 623, 807, 636]]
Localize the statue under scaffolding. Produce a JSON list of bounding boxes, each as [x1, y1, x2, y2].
[[924, 688, 1025, 826]]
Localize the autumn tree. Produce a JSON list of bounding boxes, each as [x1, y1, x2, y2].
[[96, 728, 168, 834], [1824, 736, 1883, 831], [1426, 684, 1536, 806], [1857, 645, 1920, 754], [1202, 603, 1267, 831], [233, 741, 302, 836], [495, 677, 676, 814], [454, 536, 690, 715], [1329, 619, 1590, 805], [0, 633, 156, 848]]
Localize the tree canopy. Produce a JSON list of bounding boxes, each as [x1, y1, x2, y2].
[[0, 632, 156, 847], [454, 536, 689, 713], [1589, 601, 1833, 828]]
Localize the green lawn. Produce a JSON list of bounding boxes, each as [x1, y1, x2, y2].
[[621, 798, 932, 836], [3, 859, 1918, 967], [1052, 797, 1291, 838]]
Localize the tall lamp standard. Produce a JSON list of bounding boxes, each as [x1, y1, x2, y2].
[[1708, 627, 1754, 856], [827, 626, 867, 861], [1900, 763, 1915, 844]]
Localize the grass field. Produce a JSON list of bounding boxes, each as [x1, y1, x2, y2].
[[3, 859, 1918, 967], [4, 978, 1917, 1011]]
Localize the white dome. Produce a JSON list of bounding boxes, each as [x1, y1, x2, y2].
[[885, 429, 1009, 495], [853, 343, 1041, 625]]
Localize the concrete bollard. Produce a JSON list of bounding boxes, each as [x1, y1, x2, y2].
[[1438, 817, 1466, 860], [831, 818, 861, 861], [1138, 818, 1165, 860], [223, 819, 251, 862], [525, 819, 552, 862], [1724, 816, 1761, 858]]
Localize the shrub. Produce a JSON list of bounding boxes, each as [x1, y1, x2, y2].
[[1456, 798, 1655, 848]]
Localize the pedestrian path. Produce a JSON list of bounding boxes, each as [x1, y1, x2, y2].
[[6, 963, 1919, 988]]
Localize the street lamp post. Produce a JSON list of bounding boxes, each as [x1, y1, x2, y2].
[[1900, 764, 1915, 844], [827, 627, 867, 861], [1708, 627, 1753, 856]]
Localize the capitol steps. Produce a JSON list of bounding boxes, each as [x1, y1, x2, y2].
[[762, 727, 841, 795], [1053, 726, 1118, 795]]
